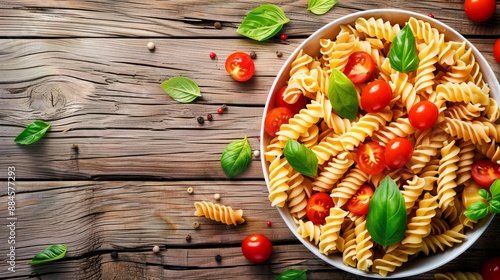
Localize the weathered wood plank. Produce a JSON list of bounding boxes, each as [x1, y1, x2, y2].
[[0, 1, 499, 38], [1, 38, 499, 180], [1, 180, 499, 279]]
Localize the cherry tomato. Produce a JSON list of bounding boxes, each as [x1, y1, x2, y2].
[[225, 52, 255, 82], [356, 142, 386, 175], [471, 160, 500, 188], [343, 51, 375, 84], [275, 86, 308, 115], [385, 138, 413, 169], [306, 192, 334, 224], [462, 182, 487, 209], [264, 107, 293, 137], [241, 234, 273, 263], [346, 185, 374, 215], [408, 101, 439, 130], [482, 257, 500, 280], [361, 80, 392, 113], [494, 38, 500, 64], [464, 0, 496, 22]]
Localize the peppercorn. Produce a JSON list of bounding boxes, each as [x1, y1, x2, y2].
[[221, 104, 227, 111], [197, 116, 205, 124], [253, 150, 260, 157], [249, 51, 257, 59], [266, 220, 272, 227], [214, 193, 221, 200], [207, 114, 213, 121], [153, 245, 160, 253], [110, 251, 118, 259], [147, 42, 155, 51], [186, 235, 192, 242], [187, 187, 194, 194], [276, 51, 283, 58], [217, 108, 224, 114], [215, 254, 222, 262], [280, 34, 287, 40], [209, 52, 217, 59], [214, 22, 222, 29], [192, 221, 200, 229], [428, 13, 435, 18]]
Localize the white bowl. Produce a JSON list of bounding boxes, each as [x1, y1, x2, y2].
[[260, 9, 498, 278]]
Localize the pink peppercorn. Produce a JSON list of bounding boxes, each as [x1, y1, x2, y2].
[[209, 52, 217, 59], [428, 13, 435, 18], [266, 221, 272, 227], [280, 34, 287, 40]]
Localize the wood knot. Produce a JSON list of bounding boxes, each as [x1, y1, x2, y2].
[[29, 82, 68, 114]]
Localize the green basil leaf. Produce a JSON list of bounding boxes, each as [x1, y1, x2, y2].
[[490, 179, 500, 201], [161, 76, 201, 103], [479, 188, 491, 201], [283, 138, 318, 178], [237, 4, 290, 41], [464, 201, 490, 221], [328, 69, 358, 120], [388, 24, 420, 73], [220, 136, 252, 178], [489, 199, 500, 214], [366, 176, 407, 247], [307, 0, 338, 15], [14, 120, 51, 145], [276, 268, 307, 280], [30, 244, 67, 265]]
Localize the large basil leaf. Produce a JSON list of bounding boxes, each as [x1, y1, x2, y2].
[[161, 76, 201, 103], [366, 176, 406, 247], [328, 69, 358, 120], [388, 24, 420, 73], [307, 0, 338, 15], [14, 120, 51, 145], [220, 136, 252, 178], [30, 244, 67, 265], [237, 4, 290, 41], [283, 138, 318, 178], [276, 268, 307, 280]]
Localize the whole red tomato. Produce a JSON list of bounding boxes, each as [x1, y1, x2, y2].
[[464, 0, 496, 22], [385, 138, 413, 169], [361, 80, 392, 113], [494, 38, 500, 64], [241, 234, 273, 263], [482, 257, 500, 280], [408, 100, 439, 130]]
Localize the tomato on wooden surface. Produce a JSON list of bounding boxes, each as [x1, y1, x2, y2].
[[306, 192, 334, 224], [346, 185, 374, 215], [361, 80, 392, 113], [356, 142, 386, 175], [225, 52, 255, 82], [494, 38, 500, 64], [462, 182, 487, 208], [275, 86, 308, 115], [385, 138, 413, 169], [464, 0, 496, 22], [264, 107, 293, 137], [408, 100, 439, 130], [343, 51, 375, 84], [471, 160, 500, 188], [241, 234, 273, 263], [482, 257, 500, 280]]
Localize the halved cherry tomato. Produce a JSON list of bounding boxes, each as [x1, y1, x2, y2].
[[346, 185, 374, 215], [385, 137, 413, 169], [343, 51, 375, 84], [361, 80, 392, 113], [408, 100, 439, 130], [275, 86, 308, 115], [225, 52, 255, 82], [471, 160, 500, 188], [464, 0, 495, 22], [241, 234, 273, 263], [494, 38, 500, 64], [306, 192, 334, 224], [356, 142, 386, 175], [462, 182, 487, 209], [264, 107, 293, 137], [482, 257, 500, 280]]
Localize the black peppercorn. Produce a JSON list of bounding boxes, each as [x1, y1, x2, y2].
[[276, 51, 283, 58], [249, 51, 257, 59], [197, 116, 205, 124], [207, 114, 213, 121], [214, 22, 222, 29], [110, 251, 118, 259], [186, 234, 192, 242], [215, 254, 222, 262]]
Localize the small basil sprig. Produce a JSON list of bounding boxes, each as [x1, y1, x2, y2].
[[15, 120, 51, 145], [283, 139, 318, 178], [237, 4, 290, 41], [220, 136, 252, 178], [276, 268, 307, 280], [328, 69, 358, 120], [464, 180, 500, 220], [30, 244, 67, 265], [307, 0, 338, 15], [366, 176, 407, 247], [389, 24, 420, 73], [161, 76, 201, 103]]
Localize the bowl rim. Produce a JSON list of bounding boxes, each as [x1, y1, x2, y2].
[[260, 8, 497, 279]]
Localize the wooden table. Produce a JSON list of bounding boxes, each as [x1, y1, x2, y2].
[[1, 1, 499, 279]]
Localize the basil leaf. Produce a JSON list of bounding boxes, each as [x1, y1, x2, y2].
[[283, 139, 318, 178], [220, 136, 252, 178], [388, 24, 420, 73], [464, 201, 490, 221], [490, 179, 500, 201], [276, 268, 307, 280], [307, 0, 338, 15], [237, 4, 290, 41], [489, 200, 500, 214], [366, 176, 407, 247], [479, 188, 491, 201], [328, 69, 358, 120], [15, 120, 51, 145], [30, 244, 67, 265], [161, 76, 201, 103]]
